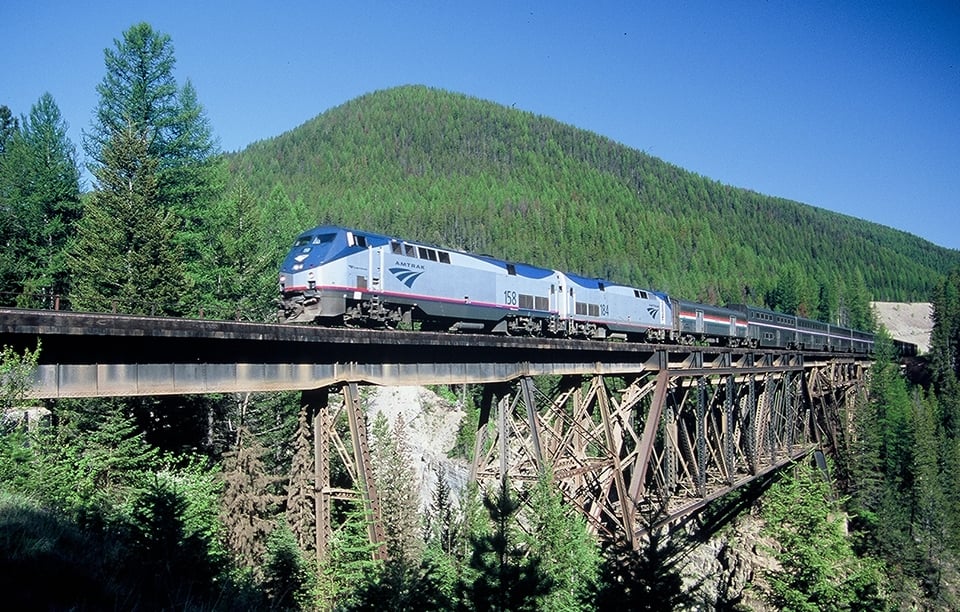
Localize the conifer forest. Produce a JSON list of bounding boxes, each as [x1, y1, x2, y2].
[[2, 22, 960, 610]]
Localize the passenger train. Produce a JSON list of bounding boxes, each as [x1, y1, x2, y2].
[[278, 225, 879, 353]]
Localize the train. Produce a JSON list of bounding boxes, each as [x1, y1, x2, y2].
[[278, 225, 880, 353]]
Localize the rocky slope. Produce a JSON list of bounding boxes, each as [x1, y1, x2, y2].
[[872, 301, 933, 353]]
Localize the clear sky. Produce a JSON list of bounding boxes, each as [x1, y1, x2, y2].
[[3, 1, 959, 250]]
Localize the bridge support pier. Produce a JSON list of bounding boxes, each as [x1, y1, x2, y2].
[[302, 384, 386, 565]]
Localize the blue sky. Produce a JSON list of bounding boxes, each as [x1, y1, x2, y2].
[[3, 1, 959, 250]]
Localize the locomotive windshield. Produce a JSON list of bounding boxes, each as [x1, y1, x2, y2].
[[292, 233, 337, 253]]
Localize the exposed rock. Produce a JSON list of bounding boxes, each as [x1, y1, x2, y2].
[[364, 385, 470, 512], [679, 513, 779, 610], [872, 301, 933, 354]]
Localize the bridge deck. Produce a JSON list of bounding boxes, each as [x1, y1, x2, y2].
[[0, 307, 853, 397]]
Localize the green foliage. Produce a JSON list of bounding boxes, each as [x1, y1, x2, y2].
[[761, 461, 888, 611], [595, 531, 689, 611], [524, 469, 601, 611], [0, 342, 39, 411], [461, 479, 553, 612], [84, 22, 222, 314], [323, 498, 383, 609], [371, 411, 423, 566], [0, 93, 81, 307], [123, 476, 221, 608], [70, 123, 189, 315], [262, 523, 314, 611]]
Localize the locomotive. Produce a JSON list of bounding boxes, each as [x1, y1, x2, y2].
[[278, 225, 876, 353]]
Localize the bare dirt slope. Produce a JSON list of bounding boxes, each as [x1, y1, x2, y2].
[[872, 302, 933, 354]]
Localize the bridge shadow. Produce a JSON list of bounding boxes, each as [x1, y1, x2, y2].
[[612, 471, 784, 610]]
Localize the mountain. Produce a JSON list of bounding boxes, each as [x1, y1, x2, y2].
[[227, 85, 959, 305]]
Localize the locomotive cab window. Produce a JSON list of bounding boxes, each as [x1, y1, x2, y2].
[[347, 233, 367, 248], [438, 251, 450, 264], [405, 244, 416, 257], [391, 240, 402, 255]]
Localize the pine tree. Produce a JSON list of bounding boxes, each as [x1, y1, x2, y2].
[[285, 404, 315, 555], [461, 479, 552, 612], [0, 105, 17, 155], [0, 93, 81, 306], [524, 469, 600, 611], [910, 390, 952, 604], [124, 476, 219, 609], [69, 123, 188, 315], [205, 177, 275, 320], [262, 523, 313, 612], [220, 425, 283, 575], [761, 461, 887, 611], [371, 411, 423, 566], [85, 22, 181, 166], [85, 22, 221, 312], [324, 498, 382, 609]]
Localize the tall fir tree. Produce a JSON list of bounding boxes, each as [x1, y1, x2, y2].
[[205, 177, 276, 320], [371, 411, 423, 566], [761, 461, 887, 611], [85, 22, 221, 313], [524, 469, 600, 611], [0, 105, 17, 155], [461, 479, 552, 612]]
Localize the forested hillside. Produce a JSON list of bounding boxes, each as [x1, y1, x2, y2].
[[230, 85, 959, 310]]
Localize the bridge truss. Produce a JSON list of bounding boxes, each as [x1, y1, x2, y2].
[[305, 349, 869, 556]]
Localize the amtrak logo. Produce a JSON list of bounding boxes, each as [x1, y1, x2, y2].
[[647, 305, 660, 319], [390, 266, 424, 288]]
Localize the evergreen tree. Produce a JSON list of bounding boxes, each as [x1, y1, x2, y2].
[[285, 404, 316, 556], [595, 530, 689, 611], [0, 105, 17, 155], [524, 469, 600, 611], [0, 94, 81, 306], [220, 426, 283, 575], [371, 411, 423, 566], [461, 479, 552, 612], [324, 498, 382, 609], [69, 123, 188, 315], [124, 476, 220, 609], [761, 462, 887, 611], [205, 177, 276, 320], [85, 22, 181, 167], [930, 269, 960, 389], [262, 523, 313, 612], [424, 464, 458, 555], [910, 390, 953, 605], [85, 22, 221, 312]]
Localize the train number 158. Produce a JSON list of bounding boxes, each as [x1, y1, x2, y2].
[[504, 290, 518, 306]]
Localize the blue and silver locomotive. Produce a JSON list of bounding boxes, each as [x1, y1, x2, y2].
[[278, 225, 879, 353]]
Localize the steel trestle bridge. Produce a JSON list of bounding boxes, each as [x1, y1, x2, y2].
[[0, 308, 868, 555]]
